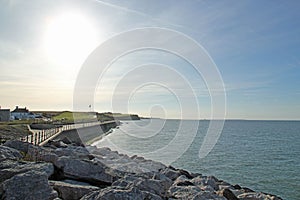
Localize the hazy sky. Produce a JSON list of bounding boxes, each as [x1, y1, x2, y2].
[[0, 0, 299, 120]]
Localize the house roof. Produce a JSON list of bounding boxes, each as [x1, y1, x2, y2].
[[12, 107, 29, 113]]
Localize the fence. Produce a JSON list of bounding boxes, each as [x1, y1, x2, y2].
[[19, 121, 116, 146]]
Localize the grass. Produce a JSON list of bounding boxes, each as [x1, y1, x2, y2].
[[52, 111, 98, 123], [0, 124, 31, 143], [0, 119, 35, 125]]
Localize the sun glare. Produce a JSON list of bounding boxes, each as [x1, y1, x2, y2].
[[44, 12, 98, 67]]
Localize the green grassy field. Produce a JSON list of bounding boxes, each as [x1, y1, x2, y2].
[[52, 111, 98, 123]]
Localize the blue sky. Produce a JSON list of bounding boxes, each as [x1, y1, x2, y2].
[[0, 0, 299, 119]]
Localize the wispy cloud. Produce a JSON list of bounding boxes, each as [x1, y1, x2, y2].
[[93, 0, 186, 29]]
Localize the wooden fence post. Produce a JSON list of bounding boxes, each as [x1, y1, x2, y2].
[[34, 133, 37, 145]]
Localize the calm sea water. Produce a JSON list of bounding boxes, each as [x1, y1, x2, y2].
[[93, 119, 300, 200]]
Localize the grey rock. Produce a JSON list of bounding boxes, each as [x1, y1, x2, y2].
[[0, 170, 58, 200], [233, 184, 242, 189], [141, 191, 163, 200], [169, 185, 202, 199], [49, 180, 99, 200], [26, 144, 58, 163], [0, 145, 23, 161], [80, 186, 145, 200], [160, 167, 181, 181], [112, 174, 171, 197], [192, 191, 226, 200], [168, 175, 224, 199], [54, 156, 113, 185], [3, 140, 29, 153], [0, 159, 54, 183], [217, 188, 239, 200], [191, 175, 219, 191], [54, 146, 90, 158], [135, 178, 168, 197], [237, 192, 282, 200], [178, 169, 194, 179], [92, 147, 166, 174], [50, 140, 68, 148], [61, 137, 73, 144], [217, 180, 234, 191]]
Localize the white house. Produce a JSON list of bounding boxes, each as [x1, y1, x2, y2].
[[11, 106, 36, 120]]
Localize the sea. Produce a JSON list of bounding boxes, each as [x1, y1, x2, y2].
[[92, 119, 300, 200]]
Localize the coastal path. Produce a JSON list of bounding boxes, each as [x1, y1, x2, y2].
[[19, 121, 117, 146]]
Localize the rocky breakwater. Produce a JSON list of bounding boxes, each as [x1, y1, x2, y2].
[[1, 139, 282, 200]]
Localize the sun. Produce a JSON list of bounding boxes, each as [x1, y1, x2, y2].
[[44, 12, 98, 67]]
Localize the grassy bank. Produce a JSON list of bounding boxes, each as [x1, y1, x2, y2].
[[0, 124, 31, 143]]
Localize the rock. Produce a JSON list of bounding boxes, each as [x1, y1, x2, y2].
[[242, 187, 255, 193], [112, 174, 171, 197], [233, 184, 242, 189], [237, 192, 282, 200], [49, 180, 99, 200], [173, 175, 190, 185], [176, 180, 194, 186], [80, 186, 145, 200], [217, 188, 239, 200], [191, 175, 219, 191], [141, 191, 163, 200], [54, 146, 90, 158], [160, 167, 181, 181], [0, 141, 283, 200], [169, 175, 225, 199], [54, 156, 114, 185], [0, 145, 23, 161], [3, 140, 29, 153], [192, 191, 226, 200], [0, 159, 54, 183], [49, 140, 68, 148], [24, 145, 59, 163], [61, 137, 73, 144], [92, 148, 166, 174], [133, 178, 168, 197], [169, 185, 202, 199], [0, 170, 58, 200], [216, 180, 234, 191], [178, 169, 194, 179]]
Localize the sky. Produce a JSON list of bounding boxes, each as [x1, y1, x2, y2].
[[0, 0, 299, 120]]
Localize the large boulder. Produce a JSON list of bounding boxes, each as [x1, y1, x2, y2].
[[112, 174, 172, 198], [91, 148, 166, 174], [80, 186, 161, 200], [0, 145, 23, 161], [0, 170, 58, 200], [217, 188, 239, 200], [160, 167, 181, 181], [54, 146, 90, 159], [237, 192, 283, 200], [54, 156, 114, 185], [3, 140, 29, 153], [192, 191, 226, 200], [191, 175, 220, 191], [168, 175, 226, 199], [0, 159, 54, 183], [49, 180, 99, 200]]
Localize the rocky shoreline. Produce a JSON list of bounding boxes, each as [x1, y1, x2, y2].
[[0, 139, 282, 200]]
